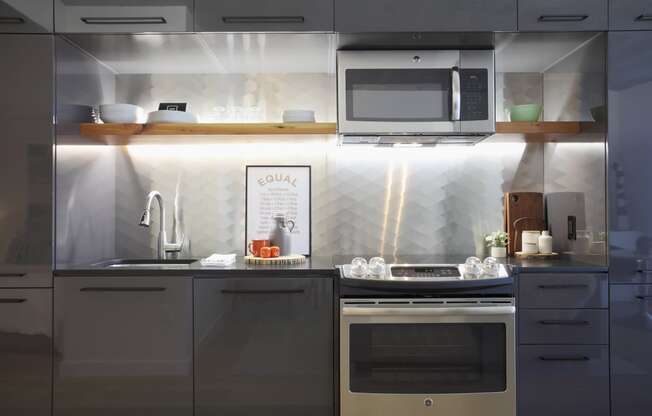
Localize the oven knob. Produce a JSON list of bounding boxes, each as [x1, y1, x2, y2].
[[412, 55, 421, 63], [424, 398, 434, 407]]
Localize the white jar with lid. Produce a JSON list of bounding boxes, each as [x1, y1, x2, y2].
[[538, 231, 553, 254], [522, 231, 541, 254]]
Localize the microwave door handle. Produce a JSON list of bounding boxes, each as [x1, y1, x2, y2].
[[451, 67, 461, 121]]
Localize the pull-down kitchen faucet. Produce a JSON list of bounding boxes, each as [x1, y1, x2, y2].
[[139, 191, 183, 259]]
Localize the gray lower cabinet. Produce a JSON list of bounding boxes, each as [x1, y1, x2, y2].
[[334, 0, 516, 32], [611, 0, 652, 30], [610, 284, 652, 416], [519, 309, 609, 345], [0, 0, 52, 32], [518, 345, 610, 416], [54, 276, 193, 416], [518, 273, 608, 309], [0, 35, 53, 288], [0, 289, 52, 415], [195, 276, 334, 416], [518, 0, 608, 31], [54, 0, 193, 33], [196, 0, 333, 32]]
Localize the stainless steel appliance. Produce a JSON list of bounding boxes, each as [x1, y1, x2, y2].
[[337, 50, 495, 146], [339, 263, 515, 416]]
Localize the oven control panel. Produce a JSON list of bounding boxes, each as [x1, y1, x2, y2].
[[390, 266, 461, 279]]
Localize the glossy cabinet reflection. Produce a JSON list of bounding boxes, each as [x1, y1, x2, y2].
[[0, 289, 52, 415], [611, 0, 652, 30], [334, 0, 516, 32], [609, 31, 652, 281], [54, 0, 193, 33], [518, 0, 608, 31], [0, 35, 52, 288], [196, 0, 333, 32], [195, 277, 334, 416], [54, 276, 193, 416], [610, 285, 652, 416], [0, 0, 52, 32]]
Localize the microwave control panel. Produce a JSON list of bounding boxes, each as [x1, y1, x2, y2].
[[460, 68, 489, 121]]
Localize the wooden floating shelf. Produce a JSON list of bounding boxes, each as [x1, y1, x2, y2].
[[495, 121, 583, 135], [80, 122, 337, 137]]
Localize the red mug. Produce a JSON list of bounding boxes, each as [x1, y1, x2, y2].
[[248, 239, 270, 257]]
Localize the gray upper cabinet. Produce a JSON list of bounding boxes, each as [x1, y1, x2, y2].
[[518, 0, 608, 31], [0, 289, 52, 416], [195, 276, 334, 416], [334, 0, 517, 32], [611, 0, 652, 30], [0, 0, 53, 32], [54, 0, 193, 33], [195, 0, 333, 32], [54, 276, 193, 416], [0, 35, 52, 288]]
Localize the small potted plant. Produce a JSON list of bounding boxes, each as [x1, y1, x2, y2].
[[485, 231, 509, 258]]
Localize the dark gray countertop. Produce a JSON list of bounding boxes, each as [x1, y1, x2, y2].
[[54, 254, 608, 276]]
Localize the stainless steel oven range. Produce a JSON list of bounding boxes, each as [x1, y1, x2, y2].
[[338, 263, 515, 416]]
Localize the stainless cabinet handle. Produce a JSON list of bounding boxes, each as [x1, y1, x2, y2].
[[537, 284, 589, 289], [0, 17, 25, 24], [538, 15, 589, 22], [222, 16, 305, 24], [636, 295, 652, 300], [539, 355, 590, 362], [538, 320, 589, 326], [81, 17, 167, 25], [221, 289, 305, 295], [0, 273, 26, 278], [0, 298, 27, 303], [451, 67, 461, 121], [80, 287, 166, 292], [636, 14, 652, 21]]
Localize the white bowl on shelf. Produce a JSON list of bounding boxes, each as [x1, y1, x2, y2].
[[99, 104, 143, 123], [147, 110, 198, 124], [282, 110, 315, 123]]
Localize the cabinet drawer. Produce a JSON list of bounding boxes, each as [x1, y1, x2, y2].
[[519, 273, 607, 308], [0, 0, 53, 33], [519, 309, 608, 344], [518, 0, 608, 31], [611, 0, 652, 30], [518, 345, 609, 416], [0, 269, 51, 288], [196, 0, 333, 31], [0, 289, 52, 415]]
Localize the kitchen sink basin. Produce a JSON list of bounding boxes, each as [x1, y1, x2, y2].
[[96, 259, 199, 269]]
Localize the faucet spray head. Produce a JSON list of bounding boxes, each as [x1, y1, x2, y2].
[[139, 209, 151, 227]]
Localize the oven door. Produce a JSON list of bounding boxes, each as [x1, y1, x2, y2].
[[340, 299, 516, 416], [337, 50, 461, 135]]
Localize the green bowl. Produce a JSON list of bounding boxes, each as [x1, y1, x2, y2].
[[509, 104, 542, 122]]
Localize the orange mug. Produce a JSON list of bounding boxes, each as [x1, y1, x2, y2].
[[248, 239, 270, 257], [270, 246, 280, 258], [259, 246, 272, 258]]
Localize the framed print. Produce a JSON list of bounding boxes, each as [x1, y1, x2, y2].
[[245, 165, 311, 256]]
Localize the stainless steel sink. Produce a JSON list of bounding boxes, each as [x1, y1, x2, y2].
[[95, 259, 199, 269]]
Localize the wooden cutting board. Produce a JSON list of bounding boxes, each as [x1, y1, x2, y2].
[[504, 192, 545, 255]]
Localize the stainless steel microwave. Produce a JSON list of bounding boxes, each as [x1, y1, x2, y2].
[[337, 50, 495, 144]]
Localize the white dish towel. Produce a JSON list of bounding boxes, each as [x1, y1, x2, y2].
[[200, 253, 236, 266]]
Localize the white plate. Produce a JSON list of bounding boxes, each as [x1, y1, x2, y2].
[[147, 110, 198, 124]]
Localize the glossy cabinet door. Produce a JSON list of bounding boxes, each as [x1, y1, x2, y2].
[[609, 32, 652, 282], [0, 0, 53, 32], [196, 0, 333, 32], [54, 0, 193, 33], [195, 277, 334, 416], [518, 0, 608, 31], [334, 0, 516, 32], [610, 285, 652, 416], [611, 0, 652, 30], [0, 289, 52, 415], [0, 35, 53, 288], [54, 276, 193, 416]]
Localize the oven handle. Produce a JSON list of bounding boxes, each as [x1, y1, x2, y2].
[[451, 67, 461, 121], [342, 305, 515, 317]]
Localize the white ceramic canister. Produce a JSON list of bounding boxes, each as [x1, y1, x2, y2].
[[538, 231, 554, 254], [522, 231, 541, 254], [491, 246, 507, 258]]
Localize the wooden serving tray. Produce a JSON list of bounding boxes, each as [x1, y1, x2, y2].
[[244, 255, 306, 265], [515, 252, 559, 259]]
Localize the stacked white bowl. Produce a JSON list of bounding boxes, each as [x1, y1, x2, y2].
[[99, 104, 144, 123]]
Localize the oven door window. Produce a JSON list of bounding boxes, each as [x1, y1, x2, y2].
[[349, 323, 506, 394], [345, 69, 452, 122]]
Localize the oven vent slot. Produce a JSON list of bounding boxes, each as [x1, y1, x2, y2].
[[480, 300, 512, 304], [445, 301, 478, 304], [343, 301, 376, 305], [377, 301, 411, 305], [412, 301, 445, 304]]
